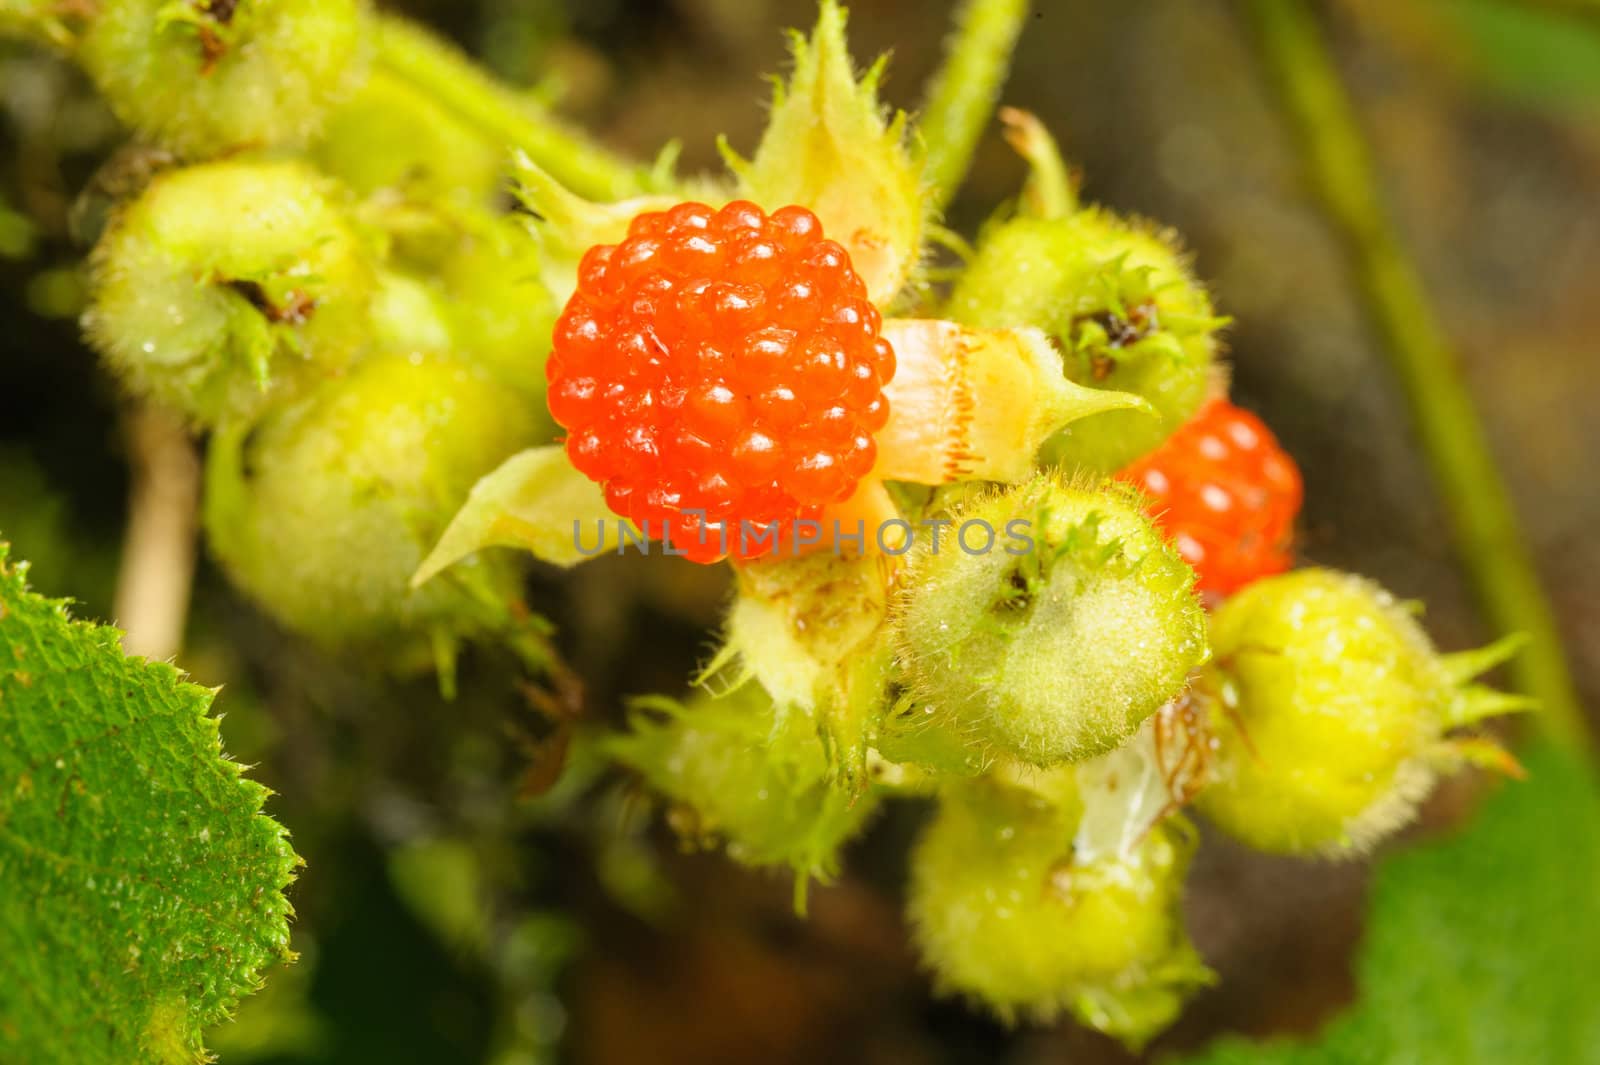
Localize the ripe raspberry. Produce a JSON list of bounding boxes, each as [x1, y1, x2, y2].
[[1117, 398, 1303, 597], [547, 200, 895, 562]]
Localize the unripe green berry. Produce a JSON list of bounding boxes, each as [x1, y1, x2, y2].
[[946, 208, 1220, 472], [86, 157, 375, 425], [890, 478, 1208, 768], [203, 354, 537, 653], [607, 682, 878, 886], [77, 0, 368, 158], [1196, 569, 1531, 856], [907, 773, 1208, 1044]]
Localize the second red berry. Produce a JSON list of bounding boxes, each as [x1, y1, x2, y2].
[[1117, 397, 1303, 597]]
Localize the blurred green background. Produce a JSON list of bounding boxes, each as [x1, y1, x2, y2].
[[2, 1, 1597, 1062]]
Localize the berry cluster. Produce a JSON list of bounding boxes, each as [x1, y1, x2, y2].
[[1118, 397, 1303, 596], [547, 200, 896, 561]]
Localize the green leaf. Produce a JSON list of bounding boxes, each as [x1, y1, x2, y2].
[[0, 543, 299, 1065], [1430, 0, 1600, 106], [1186, 744, 1600, 1065]]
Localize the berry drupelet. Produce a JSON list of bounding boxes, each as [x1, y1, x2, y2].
[[547, 200, 896, 562]]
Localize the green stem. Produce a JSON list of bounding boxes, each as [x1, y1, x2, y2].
[[1001, 107, 1075, 220], [1241, 0, 1591, 753], [919, 0, 1032, 216], [374, 15, 655, 202]]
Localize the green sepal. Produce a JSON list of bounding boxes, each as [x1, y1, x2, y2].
[[722, 0, 926, 307], [876, 320, 1152, 485], [719, 552, 896, 792], [412, 445, 627, 586], [605, 683, 878, 909], [1438, 631, 1529, 686], [510, 154, 686, 303]]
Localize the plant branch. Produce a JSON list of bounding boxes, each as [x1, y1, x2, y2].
[[373, 15, 657, 202], [919, 0, 1031, 217], [114, 403, 200, 661], [1241, 0, 1591, 752]]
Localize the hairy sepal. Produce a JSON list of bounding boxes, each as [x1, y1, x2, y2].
[[721, 0, 925, 307], [876, 319, 1152, 485], [511, 154, 686, 304], [413, 445, 628, 586], [606, 683, 879, 905], [716, 553, 896, 792]]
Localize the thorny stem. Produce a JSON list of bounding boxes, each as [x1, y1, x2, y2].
[[1241, 0, 1592, 753], [919, 0, 1031, 217], [114, 403, 200, 660], [374, 15, 657, 203]]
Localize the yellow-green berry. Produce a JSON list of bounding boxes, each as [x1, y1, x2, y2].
[[78, 0, 368, 158], [907, 773, 1208, 1046], [947, 208, 1220, 472], [86, 157, 375, 425], [203, 354, 537, 654], [1196, 568, 1533, 856]]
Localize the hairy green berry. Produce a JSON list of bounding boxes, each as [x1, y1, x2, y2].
[[203, 355, 538, 654], [891, 478, 1208, 768], [77, 0, 368, 158], [947, 208, 1221, 472], [1196, 569, 1534, 856], [607, 682, 878, 893], [907, 773, 1209, 1045], [86, 157, 375, 425], [873, 692, 990, 778]]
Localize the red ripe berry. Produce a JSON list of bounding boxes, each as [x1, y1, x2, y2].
[[1117, 397, 1303, 597], [548, 200, 894, 562]]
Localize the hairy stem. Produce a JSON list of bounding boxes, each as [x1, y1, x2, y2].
[[373, 15, 655, 202], [919, 0, 1031, 217], [114, 403, 200, 660], [1001, 106, 1075, 219], [1242, 0, 1591, 752]]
